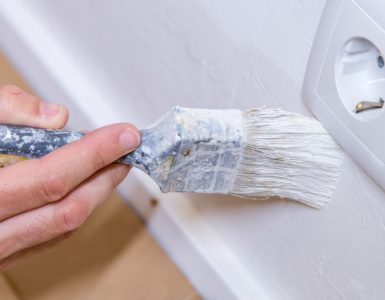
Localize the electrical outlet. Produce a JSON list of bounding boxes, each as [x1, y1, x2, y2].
[[303, 0, 385, 190]]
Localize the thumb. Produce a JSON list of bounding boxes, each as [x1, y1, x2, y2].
[[0, 85, 68, 128]]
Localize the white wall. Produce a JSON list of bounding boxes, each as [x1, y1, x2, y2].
[[1, 1, 385, 299]]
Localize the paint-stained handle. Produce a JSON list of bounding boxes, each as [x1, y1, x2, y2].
[[0, 124, 85, 160], [0, 120, 176, 176]]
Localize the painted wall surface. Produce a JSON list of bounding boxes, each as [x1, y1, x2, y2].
[[1, 1, 385, 299]]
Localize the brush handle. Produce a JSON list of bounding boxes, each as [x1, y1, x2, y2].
[[0, 124, 150, 168], [0, 113, 179, 179]]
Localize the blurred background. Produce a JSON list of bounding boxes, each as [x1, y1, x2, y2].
[[2, 1, 385, 300]]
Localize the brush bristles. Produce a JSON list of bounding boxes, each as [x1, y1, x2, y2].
[[230, 107, 343, 208]]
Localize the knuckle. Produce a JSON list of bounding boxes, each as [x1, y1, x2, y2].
[[36, 162, 68, 202], [90, 146, 107, 171], [54, 200, 89, 232], [40, 174, 66, 202]]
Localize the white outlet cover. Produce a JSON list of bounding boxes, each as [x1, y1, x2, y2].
[[303, 0, 385, 190]]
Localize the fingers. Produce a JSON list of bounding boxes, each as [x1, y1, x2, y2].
[[0, 163, 129, 263], [0, 123, 139, 221], [0, 85, 68, 128]]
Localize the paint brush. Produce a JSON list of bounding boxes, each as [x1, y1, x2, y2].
[[0, 107, 342, 208]]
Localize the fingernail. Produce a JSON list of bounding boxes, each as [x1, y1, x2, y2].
[[119, 127, 141, 151], [40, 101, 62, 118]]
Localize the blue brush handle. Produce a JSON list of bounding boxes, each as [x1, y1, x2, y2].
[[0, 124, 146, 166]]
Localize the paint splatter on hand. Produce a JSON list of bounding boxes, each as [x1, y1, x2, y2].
[[0, 85, 141, 270]]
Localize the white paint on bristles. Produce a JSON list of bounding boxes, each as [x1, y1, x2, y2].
[[231, 107, 343, 208]]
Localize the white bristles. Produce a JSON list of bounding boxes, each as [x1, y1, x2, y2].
[[230, 107, 343, 208]]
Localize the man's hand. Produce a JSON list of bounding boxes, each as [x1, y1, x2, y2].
[[0, 85, 140, 270]]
